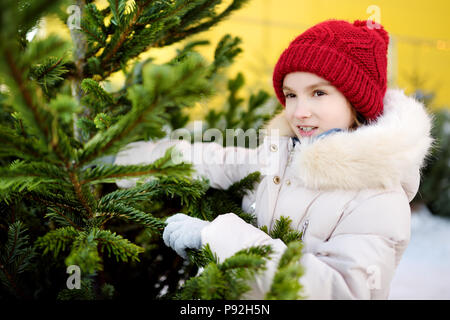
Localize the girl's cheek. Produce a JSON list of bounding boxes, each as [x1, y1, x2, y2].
[[285, 100, 295, 109], [284, 108, 296, 126]]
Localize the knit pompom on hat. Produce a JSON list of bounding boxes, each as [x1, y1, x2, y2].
[[272, 19, 389, 121]]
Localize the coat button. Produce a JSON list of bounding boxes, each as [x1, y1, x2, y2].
[[286, 179, 291, 186], [273, 176, 280, 184], [270, 144, 278, 152]]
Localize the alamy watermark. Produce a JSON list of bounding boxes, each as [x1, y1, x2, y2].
[[366, 5, 382, 29], [67, 5, 81, 30], [66, 265, 81, 289], [166, 121, 282, 175]]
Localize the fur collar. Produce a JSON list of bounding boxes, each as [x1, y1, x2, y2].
[[263, 89, 435, 201]]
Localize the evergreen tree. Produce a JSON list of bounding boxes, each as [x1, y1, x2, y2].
[[404, 72, 450, 218], [0, 0, 303, 300], [177, 216, 305, 300], [412, 89, 450, 218]]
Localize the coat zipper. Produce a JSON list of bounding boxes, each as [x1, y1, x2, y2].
[[296, 192, 323, 241], [268, 140, 292, 231], [289, 139, 310, 241], [287, 148, 295, 166], [300, 219, 309, 241]]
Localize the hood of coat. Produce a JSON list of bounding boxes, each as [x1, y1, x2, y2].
[[263, 88, 435, 201]]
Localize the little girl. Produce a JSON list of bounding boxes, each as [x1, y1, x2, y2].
[[115, 19, 434, 299]]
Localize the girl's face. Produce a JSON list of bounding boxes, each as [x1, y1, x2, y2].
[[283, 72, 354, 140]]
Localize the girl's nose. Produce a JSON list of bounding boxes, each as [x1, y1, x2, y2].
[[293, 102, 312, 119]]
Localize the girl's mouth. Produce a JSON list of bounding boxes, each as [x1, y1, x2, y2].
[[297, 126, 318, 137]]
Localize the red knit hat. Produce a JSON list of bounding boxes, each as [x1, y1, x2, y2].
[[272, 19, 389, 121]]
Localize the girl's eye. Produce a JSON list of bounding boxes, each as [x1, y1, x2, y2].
[[284, 93, 296, 99], [284, 91, 326, 98], [313, 90, 326, 97]]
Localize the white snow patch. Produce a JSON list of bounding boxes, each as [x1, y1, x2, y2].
[[389, 204, 450, 300]]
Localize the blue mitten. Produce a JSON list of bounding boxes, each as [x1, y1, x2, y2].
[[163, 213, 210, 259]]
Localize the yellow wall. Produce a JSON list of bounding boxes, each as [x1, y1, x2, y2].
[[42, 0, 450, 118], [190, 0, 450, 112]]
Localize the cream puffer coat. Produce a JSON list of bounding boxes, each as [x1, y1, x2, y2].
[[114, 88, 434, 299]]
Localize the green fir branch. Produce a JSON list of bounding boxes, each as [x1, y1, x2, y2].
[[76, 96, 163, 166], [29, 56, 69, 94], [265, 241, 305, 300], [98, 175, 208, 210], [258, 217, 305, 300], [1, 50, 75, 163], [0, 159, 71, 196], [207, 34, 243, 78], [268, 216, 302, 244], [95, 228, 145, 263], [26, 191, 87, 219], [82, 3, 108, 57], [81, 78, 115, 105], [34, 226, 79, 258], [2, 49, 53, 148], [226, 171, 261, 202], [36, 226, 144, 276], [0, 125, 42, 160], [201, 189, 256, 224], [52, 126, 79, 162], [44, 207, 86, 230], [100, 0, 155, 75], [179, 244, 273, 300], [57, 278, 96, 300], [65, 229, 103, 274], [95, 202, 165, 232], [5, 159, 69, 181], [241, 90, 270, 131], [67, 169, 96, 218], [0, 0, 270, 301], [79, 146, 193, 185], [23, 34, 69, 65], [78, 52, 212, 166], [0, 221, 36, 299], [153, 0, 250, 48]]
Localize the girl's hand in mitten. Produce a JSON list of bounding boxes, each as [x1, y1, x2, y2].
[[163, 213, 210, 259]]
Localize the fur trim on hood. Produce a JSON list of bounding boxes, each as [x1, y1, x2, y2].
[[263, 88, 435, 201]]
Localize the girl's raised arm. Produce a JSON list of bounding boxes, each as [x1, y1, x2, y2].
[[113, 138, 266, 190]]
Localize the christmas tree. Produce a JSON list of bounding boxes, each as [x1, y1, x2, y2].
[[411, 89, 450, 218], [0, 0, 304, 300]]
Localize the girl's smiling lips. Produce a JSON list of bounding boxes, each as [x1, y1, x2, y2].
[[297, 125, 319, 137]]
